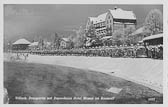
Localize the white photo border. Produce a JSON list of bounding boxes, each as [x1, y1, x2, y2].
[[0, 0, 167, 107]]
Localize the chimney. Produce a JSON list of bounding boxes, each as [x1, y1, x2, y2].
[[114, 6, 117, 10]]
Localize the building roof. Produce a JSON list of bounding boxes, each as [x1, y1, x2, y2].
[[29, 42, 38, 46], [96, 12, 108, 23], [89, 12, 108, 24], [62, 38, 70, 42], [46, 42, 51, 45], [142, 33, 163, 41], [109, 8, 136, 20], [88, 7, 136, 25], [131, 27, 144, 35], [89, 17, 97, 24], [13, 38, 31, 45]]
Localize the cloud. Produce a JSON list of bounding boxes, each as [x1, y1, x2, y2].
[[4, 5, 35, 17], [4, 5, 16, 16]]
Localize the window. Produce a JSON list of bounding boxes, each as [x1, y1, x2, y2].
[[108, 16, 110, 19], [103, 22, 105, 26]]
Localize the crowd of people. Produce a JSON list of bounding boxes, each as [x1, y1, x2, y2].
[[145, 45, 163, 59], [11, 45, 163, 59]]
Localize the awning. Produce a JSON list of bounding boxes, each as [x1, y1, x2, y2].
[[142, 33, 163, 41], [138, 40, 143, 43], [131, 27, 144, 36], [101, 36, 113, 40], [29, 42, 39, 46]]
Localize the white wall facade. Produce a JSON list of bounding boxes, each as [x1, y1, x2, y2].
[[86, 8, 137, 38]]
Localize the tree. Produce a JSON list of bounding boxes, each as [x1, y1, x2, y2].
[[86, 24, 96, 38], [73, 26, 86, 48], [39, 38, 44, 50], [51, 33, 60, 49], [144, 9, 163, 35], [68, 34, 76, 48], [124, 26, 136, 45], [112, 29, 125, 46], [124, 26, 135, 36]]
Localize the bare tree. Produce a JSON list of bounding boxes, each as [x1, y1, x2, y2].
[[73, 26, 86, 48], [124, 26, 136, 45], [86, 24, 96, 38], [113, 28, 125, 45], [51, 33, 60, 49], [39, 38, 44, 50], [144, 9, 163, 35]]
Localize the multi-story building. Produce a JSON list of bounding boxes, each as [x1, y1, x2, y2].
[[86, 7, 137, 38]]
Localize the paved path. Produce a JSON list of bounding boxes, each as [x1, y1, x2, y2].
[[4, 53, 163, 93]]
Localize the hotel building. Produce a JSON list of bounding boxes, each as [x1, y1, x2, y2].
[[86, 7, 137, 38]]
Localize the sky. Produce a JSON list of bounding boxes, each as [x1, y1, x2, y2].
[[4, 4, 163, 42]]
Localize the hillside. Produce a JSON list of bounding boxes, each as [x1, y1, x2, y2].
[[4, 61, 162, 104]]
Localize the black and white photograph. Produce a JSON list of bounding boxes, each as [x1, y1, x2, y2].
[[3, 3, 163, 104]]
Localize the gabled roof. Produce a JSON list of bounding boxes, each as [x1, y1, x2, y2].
[[87, 7, 136, 25], [142, 33, 163, 41], [13, 38, 31, 45], [89, 17, 97, 24], [46, 42, 51, 45], [96, 12, 108, 23], [131, 27, 144, 35], [109, 8, 136, 20], [62, 38, 70, 42], [89, 12, 108, 24], [29, 42, 38, 46]]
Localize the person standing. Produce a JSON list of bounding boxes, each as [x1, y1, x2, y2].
[[144, 43, 149, 58]]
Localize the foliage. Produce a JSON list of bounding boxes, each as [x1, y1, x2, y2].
[[38, 37, 44, 49], [51, 33, 61, 49], [85, 24, 96, 38], [112, 29, 125, 46], [124, 26, 136, 45], [112, 26, 135, 46], [73, 26, 86, 48], [144, 9, 163, 35]]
